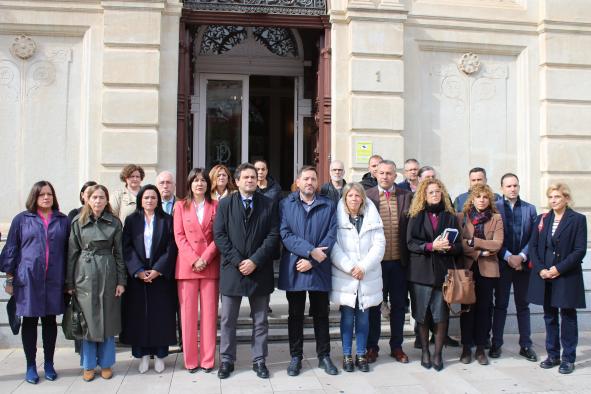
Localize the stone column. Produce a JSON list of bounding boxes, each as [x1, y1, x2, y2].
[[330, 0, 407, 179]]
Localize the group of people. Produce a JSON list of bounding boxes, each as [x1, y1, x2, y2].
[[0, 156, 586, 385]]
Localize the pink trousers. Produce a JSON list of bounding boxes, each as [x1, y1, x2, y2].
[[177, 278, 219, 369]]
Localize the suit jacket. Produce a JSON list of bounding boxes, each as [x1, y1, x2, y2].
[[174, 199, 219, 280], [495, 197, 537, 267], [213, 192, 280, 297], [366, 185, 413, 266], [407, 210, 463, 287], [527, 208, 587, 309], [457, 212, 504, 278]]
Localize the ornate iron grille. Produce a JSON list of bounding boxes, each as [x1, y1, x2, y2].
[[183, 0, 327, 16]]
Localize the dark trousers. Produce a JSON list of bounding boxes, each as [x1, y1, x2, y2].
[[461, 265, 497, 347], [132, 346, 169, 359], [367, 260, 407, 352], [287, 291, 330, 358], [22, 315, 57, 366], [492, 266, 532, 348], [543, 283, 578, 363]]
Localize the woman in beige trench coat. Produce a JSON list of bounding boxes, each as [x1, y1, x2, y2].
[[67, 185, 127, 382]]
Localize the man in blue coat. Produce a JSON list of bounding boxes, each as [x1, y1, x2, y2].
[[490, 173, 538, 361], [278, 165, 337, 377]]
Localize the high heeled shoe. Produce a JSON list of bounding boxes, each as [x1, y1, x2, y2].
[[420, 350, 432, 370], [432, 353, 444, 371]]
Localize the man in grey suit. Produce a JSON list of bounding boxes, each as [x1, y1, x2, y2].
[[214, 163, 280, 379]]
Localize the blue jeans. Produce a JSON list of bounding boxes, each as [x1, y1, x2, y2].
[[80, 336, 116, 370], [340, 300, 369, 356]]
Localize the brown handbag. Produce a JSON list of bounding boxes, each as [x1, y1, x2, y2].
[[442, 264, 476, 315]]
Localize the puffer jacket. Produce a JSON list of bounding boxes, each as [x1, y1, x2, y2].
[[330, 198, 385, 310]]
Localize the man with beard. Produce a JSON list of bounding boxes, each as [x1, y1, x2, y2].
[[320, 160, 347, 206]]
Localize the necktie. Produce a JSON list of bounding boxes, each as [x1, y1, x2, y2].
[[384, 190, 391, 201], [244, 199, 252, 219]]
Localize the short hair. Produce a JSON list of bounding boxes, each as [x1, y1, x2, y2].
[[378, 159, 397, 169], [341, 182, 367, 215], [469, 167, 487, 177], [253, 159, 268, 168], [546, 183, 573, 208], [79, 185, 113, 225], [329, 160, 344, 169], [119, 164, 145, 183], [418, 166, 435, 178], [404, 158, 419, 166], [25, 181, 59, 212], [500, 173, 519, 187], [297, 165, 318, 178], [136, 184, 164, 215], [78, 181, 98, 205], [209, 164, 236, 194], [234, 163, 257, 181], [185, 168, 212, 206], [462, 184, 499, 215], [369, 154, 383, 163]]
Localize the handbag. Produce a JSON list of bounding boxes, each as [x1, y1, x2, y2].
[[442, 263, 476, 315], [62, 294, 87, 340]]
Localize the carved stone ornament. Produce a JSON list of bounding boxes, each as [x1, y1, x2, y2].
[[11, 35, 37, 60], [458, 53, 480, 75]]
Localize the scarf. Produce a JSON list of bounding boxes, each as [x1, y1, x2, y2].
[[425, 200, 445, 214], [469, 206, 492, 239]]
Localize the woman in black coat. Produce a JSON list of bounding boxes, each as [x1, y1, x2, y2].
[[120, 184, 178, 374], [67, 181, 98, 222], [407, 179, 462, 371], [528, 183, 586, 375]]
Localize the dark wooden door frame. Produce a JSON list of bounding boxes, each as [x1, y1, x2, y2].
[[176, 10, 332, 192]]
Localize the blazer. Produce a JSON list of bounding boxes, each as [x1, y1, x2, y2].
[[174, 199, 219, 280], [407, 210, 463, 287], [457, 212, 504, 278], [495, 197, 537, 266], [213, 192, 280, 297], [366, 185, 413, 266], [527, 208, 587, 309]]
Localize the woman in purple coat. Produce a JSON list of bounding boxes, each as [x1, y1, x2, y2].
[[0, 181, 70, 384]]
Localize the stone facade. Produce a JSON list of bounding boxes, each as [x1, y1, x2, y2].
[[0, 0, 589, 344]]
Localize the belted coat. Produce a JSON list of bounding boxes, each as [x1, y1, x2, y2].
[[66, 211, 127, 342], [0, 210, 70, 317]]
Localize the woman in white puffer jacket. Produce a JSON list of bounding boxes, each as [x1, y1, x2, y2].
[[330, 182, 385, 373]]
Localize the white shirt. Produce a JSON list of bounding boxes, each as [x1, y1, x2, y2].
[[144, 215, 154, 259], [194, 200, 205, 225]]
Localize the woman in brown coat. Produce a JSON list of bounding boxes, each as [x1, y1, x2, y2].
[[457, 184, 503, 366]]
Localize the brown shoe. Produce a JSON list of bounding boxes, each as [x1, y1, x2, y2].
[[366, 348, 379, 364], [390, 348, 409, 363], [460, 347, 472, 364], [100, 368, 113, 379], [83, 369, 95, 382], [475, 347, 489, 365]]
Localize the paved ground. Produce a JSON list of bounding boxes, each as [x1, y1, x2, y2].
[[0, 333, 590, 393]]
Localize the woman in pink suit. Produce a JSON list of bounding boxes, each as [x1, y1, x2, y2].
[[174, 168, 219, 373]]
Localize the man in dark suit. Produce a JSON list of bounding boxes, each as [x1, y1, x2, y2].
[[156, 171, 177, 215], [490, 173, 538, 361], [213, 163, 280, 380], [365, 160, 413, 364], [397, 159, 420, 193], [453, 167, 501, 212]]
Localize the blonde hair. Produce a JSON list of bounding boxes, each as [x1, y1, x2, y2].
[[408, 179, 454, 217], [462, 184, 499, 215], [340, 182, 367, 215], [546, 183, 573, 208], [79, 185, 113, 225], [209, 164, 236, 198]]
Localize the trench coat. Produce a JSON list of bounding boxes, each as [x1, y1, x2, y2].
[[66, 211, 127, 342], [527, 208, 587, 309], [110, 187, 137, 223], [119, 211, 178, 347], [213, 192, 280, 297], [0, 210, 70, 317]]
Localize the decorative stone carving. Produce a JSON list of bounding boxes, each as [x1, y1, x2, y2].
[[11, 35, 36, 60], [458, 53, 480, 75], [184, 0, 326, 16]]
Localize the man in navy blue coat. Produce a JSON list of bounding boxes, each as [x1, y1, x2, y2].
[[278, 165, 337, 377], [490, 173, 538, 361]]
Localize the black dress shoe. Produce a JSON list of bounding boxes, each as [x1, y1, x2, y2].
[[558, 361, 575, 374], [445, 336, 460, 348], [343, 356, 354, 372], [217, 362, 234, 379], [355, 355, 369, 372], [475, 347, 489, 365], [432, 353, 444, 372], [519, 347, 538, 362], [252, 361, 269, 379], [540, 357, 560, 369], [420, 350, 432, 370], [489, 345, 502, 358], [201, 367, 214, 373], [318, 356, 338, 375], [287, 356, 302, 376], [188, 367, 199, 374]]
